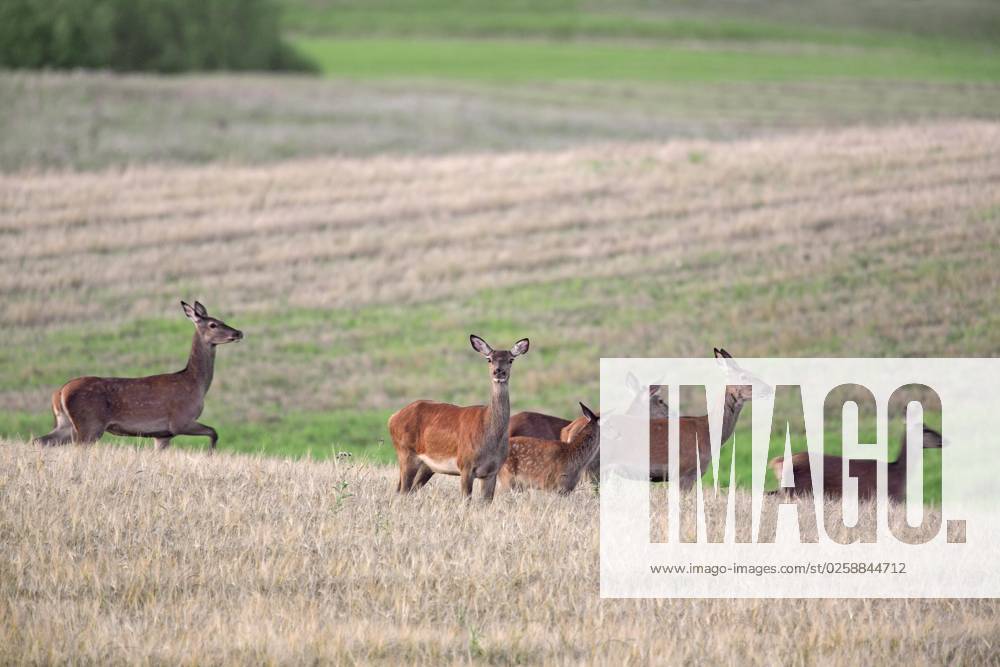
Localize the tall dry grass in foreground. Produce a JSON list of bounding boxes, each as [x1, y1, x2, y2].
[[1, 442, 997, 665]]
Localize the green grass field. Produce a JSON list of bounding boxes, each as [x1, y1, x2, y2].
[[278, 0, 1000, 47], [283, 0, 1000, 85], [292, 37, 1000, 84]]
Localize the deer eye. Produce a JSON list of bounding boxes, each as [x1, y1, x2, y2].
[[209, 322, 217, 329]]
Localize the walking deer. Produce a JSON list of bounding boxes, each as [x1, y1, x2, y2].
[[388, 334, 529, 502], [499, 403, 600, 493], [33, 301, 243, 450], [769, 426, 944, 500]]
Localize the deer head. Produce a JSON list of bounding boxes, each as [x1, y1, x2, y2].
[[714, 348, 772, 401], [182, 301, 244, 346], [625, 371, 669, 418], [470, 335, 529, 385]]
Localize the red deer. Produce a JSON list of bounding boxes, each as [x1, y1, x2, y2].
[[595, 349, 767, 487], [647, 349, 766, 487], [769, 426, 944, 500], [499, 403, 600, 493], [388, 334, 529, 501], [33, 301, 243, 450]]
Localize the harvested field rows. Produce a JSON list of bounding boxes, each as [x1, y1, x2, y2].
[[1, 121, 998, 449]]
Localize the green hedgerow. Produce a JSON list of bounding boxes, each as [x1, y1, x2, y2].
[[0, 0, 315, 72]]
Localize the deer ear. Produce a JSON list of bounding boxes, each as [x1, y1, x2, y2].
[[580, 402, 598, 422], [510, 338, 529, 356], [193, 301, 208, 318], [715, 347, 735, 370], [470, 335, 493, 357], [181, 301, 200, 322]]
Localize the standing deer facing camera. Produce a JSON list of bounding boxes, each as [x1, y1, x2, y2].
[[388, 335, 529, 502], [33, 301, 243, 450]]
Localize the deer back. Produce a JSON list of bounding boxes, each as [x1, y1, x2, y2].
[[502, 436, 566, 490], [510, 411, 571, 441]]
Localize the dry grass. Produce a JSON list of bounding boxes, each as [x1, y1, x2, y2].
[[1, 441, 997, 664]]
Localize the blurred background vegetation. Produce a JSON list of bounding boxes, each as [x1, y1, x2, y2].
[[0, 0, 312, 71]]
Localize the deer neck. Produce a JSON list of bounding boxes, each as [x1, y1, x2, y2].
[[184, 332, 216, 395], [888, 432, 915, 479], [564, 425, 599, 474], [484, 380, 510, 448], [720, 390, 746, 445]]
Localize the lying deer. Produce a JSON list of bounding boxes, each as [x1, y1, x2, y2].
[[499, 403, 600, 493], [33, 301, 243, 450], [388, 334, 529, 502], [770, 426, 944, 500], [509, 372, 667, 441]]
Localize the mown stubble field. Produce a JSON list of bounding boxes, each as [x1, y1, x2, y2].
[[1, 120, 998, 456], [2, 443, 997, 665]]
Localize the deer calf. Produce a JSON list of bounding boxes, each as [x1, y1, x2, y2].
[[770, 426, 944, 500], [33, 301, 243, 450], [388, 335, 529, 502], [499, 403, 600, 494]]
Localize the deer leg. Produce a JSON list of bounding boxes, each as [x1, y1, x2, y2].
[[69, 413, 105, 445], [154, 437, 172, 451], [175, 421, 218, 451], [678, 473, 699, 492], [459, 466, 475, 498], [411, 464, 435, 490], [34, 425, 74, 447], [480, 473, 498, 502], [397, 452, 421, 493], [33, 391, 74, 446]]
